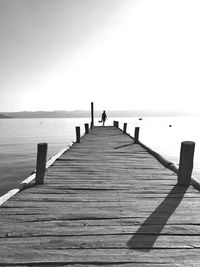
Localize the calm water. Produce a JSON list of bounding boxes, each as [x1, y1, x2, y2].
[[0, 116, 200, 196], [118, 116, 200, 181], [0, 118, 89, 196]]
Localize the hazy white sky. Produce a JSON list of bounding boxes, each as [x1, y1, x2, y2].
[[0, 0, 200, 112]]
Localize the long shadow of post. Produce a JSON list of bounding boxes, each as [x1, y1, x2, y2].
[[127, 185, 188, 250]]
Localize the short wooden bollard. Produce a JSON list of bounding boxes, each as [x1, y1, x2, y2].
[[123, 123, 127, 133], [35, 143, 48, 185], [134, 127, 140, 143], [76, 126, 81, 143], [178, 141, 195, 186], [85, 123, 89, 134], [114, 121, 119, 128], [113, 121, 119, 128]]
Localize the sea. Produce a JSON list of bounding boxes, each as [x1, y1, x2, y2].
[[0, 116, 200, 197]]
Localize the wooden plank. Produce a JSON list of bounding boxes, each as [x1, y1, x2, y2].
[[8, 193, 200, 202], [1, 248, 200, 265], [0, 222, 200, 237], [3, 198, 200, 209], [1, 234, 200, 249], [1, 213, 200, 224]]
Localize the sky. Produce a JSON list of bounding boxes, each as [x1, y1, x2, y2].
[[0, 0, 200, 113]]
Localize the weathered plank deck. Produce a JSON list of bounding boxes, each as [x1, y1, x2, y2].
[[1, 126, 200, 266]]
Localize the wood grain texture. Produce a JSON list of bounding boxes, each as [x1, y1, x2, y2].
[[0, 126, 200, 266]]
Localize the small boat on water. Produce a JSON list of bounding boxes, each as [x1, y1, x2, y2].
[[139, 118, 143, 120]]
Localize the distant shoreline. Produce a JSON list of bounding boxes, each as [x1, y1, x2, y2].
[[0, 110, 193, 119]]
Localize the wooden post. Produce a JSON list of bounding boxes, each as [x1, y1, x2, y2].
[[134, 127, 140, 143], [123, 123, 127, 133], [178, 141, 195, 186], [113, 121, 116, 127], [76, 126, 81, 143], [115, 121, 119, 128], [84, 123, 89, 134], [35, 143, 48, 185], [91, 102, 94, 129]]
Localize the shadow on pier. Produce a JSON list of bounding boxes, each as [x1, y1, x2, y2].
[[114, 142, 134, 150], [127, 185, 188, 250]]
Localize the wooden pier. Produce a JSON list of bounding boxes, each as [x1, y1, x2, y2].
[[1, 125, 200, 265]]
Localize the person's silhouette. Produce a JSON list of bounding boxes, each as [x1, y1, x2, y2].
[[101, 111, 107, 126]]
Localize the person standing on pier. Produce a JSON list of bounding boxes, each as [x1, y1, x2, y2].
[[101, 110, 107, 126]]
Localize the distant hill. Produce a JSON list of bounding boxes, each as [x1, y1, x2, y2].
[[1, 110, 188, 118], [0, 113, 11, 119], [3, 110, 91, 118]]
